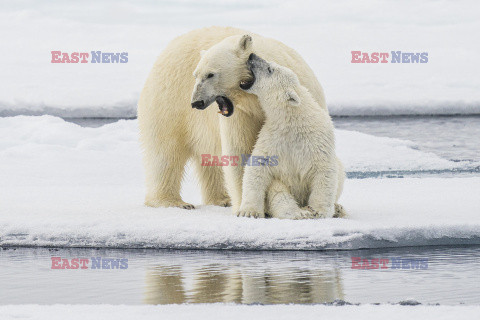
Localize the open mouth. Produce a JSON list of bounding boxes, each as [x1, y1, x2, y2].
[[216, 96, 234, 117], [239, 70, 255, 90]]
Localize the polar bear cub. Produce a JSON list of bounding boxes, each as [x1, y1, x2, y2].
[[237, 54, 345, 219]]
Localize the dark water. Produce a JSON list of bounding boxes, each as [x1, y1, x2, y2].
[[1, 246, 479, 305], [333, 115, 480, 178], [333, 115, 480, 163], [66, 117, 131, 128]]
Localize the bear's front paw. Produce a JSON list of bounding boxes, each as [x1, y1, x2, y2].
[[236, 209, 265, 219]]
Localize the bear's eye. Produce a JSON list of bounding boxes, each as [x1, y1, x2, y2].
[[207, 73, 215, 79], [267, 67, 273, 74]]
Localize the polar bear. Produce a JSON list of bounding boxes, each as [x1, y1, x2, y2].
[[138, 26, 327, 213], [237, 54, 346, 219]]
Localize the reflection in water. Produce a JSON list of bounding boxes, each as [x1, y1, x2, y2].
[[145, 264, 344, 304], [1, 247, 480, 304], [145, 266, 187, 304]]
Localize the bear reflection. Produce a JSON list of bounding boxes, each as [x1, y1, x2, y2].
[[144, 264, 344, 304]]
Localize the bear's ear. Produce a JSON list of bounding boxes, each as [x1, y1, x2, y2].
[[238, 35, 252, 53], [286, 90, 300, 106]]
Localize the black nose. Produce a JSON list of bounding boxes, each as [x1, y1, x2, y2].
[[191, 100, 205, 109], [248, 53, 257, 61]]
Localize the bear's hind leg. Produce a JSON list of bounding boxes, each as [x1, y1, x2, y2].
[[333, 158, 347, 218], [333, 203, 347, 218], [267, 180, 316, 219], [307, 169, 337, 218], [194, 160, 231, 207]]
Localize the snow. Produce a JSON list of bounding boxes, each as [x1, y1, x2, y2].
[[0, 116, 479, 250], [0, 304, 479, 320], [1, 1, 480, 117]]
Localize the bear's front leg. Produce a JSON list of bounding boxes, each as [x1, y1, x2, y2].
[[308, 168, 337, 218], [237, 165, 271, 218], [219, 109, 263, 212], [223, 160, 245, 212]]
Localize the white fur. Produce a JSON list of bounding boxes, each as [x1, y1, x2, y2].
[[138, 27, 327, 213], [237, 59, 346, 219]]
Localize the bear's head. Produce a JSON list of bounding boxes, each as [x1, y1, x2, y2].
[[242, 53, 301, 110], [191, 34, 255, 117]]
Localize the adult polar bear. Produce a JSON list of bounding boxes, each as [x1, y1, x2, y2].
[[138, 26, 328, 217]]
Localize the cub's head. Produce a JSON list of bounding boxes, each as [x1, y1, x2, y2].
[[242, 53, 300, 109], [191, 34, 255, 117]]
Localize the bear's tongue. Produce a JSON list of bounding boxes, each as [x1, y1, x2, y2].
[[215, 96, 234, 117]]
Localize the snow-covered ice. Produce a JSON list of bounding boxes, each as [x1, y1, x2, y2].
[[0, 304, 479, 320], [1, 0, 480, 117], [0, 116, 479, 250], [1, 177, 479, 250]]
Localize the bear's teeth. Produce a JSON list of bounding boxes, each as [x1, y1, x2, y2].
[[218, 107, 229, 115]]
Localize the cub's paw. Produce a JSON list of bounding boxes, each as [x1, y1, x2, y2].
[[333, 203, 348, 218], [304, 206, 330, 219], [292, 206, 318, 220], [236, 209, 265, 219]]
